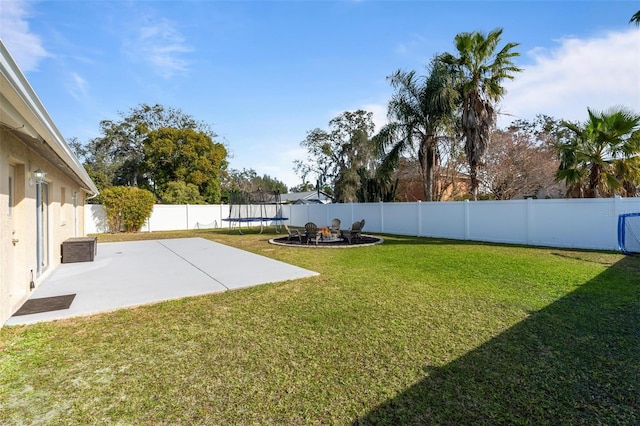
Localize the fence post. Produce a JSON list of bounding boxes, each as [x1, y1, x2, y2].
[[614, 196, 623, 241], [326, 203, 330, 227], [464, 200, 470, 240], [185, 204, 190, 230], [417, 201, 422, 237], [614, 195, 622, 215], [526, 198, 533, 245], [380, 201, 384, 234]]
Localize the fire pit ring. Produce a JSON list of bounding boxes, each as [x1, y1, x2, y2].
[[269, 234, 383, 248]]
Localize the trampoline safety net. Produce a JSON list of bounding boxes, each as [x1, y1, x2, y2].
[[228, 203, 280, 220], [224, 190, 287, 233], [618, 212, 640, 254]]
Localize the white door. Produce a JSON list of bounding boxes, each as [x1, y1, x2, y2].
[[36, 181, 50, 275]]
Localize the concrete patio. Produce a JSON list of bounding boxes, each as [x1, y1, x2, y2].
[[5, 237, 319, 326]]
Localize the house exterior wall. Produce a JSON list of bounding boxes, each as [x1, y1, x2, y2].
[[1, 40, 97, 326], [1, 129, 88, 324], [393, 158, 470, 201]]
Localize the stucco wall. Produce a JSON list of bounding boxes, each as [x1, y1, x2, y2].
[[1, 129, 89, 324]]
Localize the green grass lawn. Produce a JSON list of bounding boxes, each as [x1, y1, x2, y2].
[[1, 229, 639, 425]]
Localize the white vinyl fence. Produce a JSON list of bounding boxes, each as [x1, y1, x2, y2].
[[86, 197, 640, 252], [86, 204, 228, 234]]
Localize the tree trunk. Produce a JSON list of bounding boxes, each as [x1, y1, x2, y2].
[[418, 142, 432, 201], [419, 136, 437, 202], [623, 180, 638, 197], [469, 160, 478, 201], [588, 164, 601, 198], [424, 145, 436, 202]]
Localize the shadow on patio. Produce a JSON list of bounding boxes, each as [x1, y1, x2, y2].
[[354, 255, 640, 424]]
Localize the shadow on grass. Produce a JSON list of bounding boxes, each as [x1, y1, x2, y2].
[[377, 235, 482, 247], [377, 234, 550, 252], [354, 255, 640, 425], [380, 234, 626, 257]]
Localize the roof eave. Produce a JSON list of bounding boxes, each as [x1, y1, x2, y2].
[[0, 40, 98, 195]]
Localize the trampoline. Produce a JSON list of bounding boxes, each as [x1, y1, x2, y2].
[[223, 189, 287, 234]]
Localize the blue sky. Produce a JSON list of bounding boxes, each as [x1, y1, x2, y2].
[[2, 0, 639, 189]]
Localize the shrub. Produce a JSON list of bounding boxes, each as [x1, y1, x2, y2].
[[101, 187, 126, 232], [101, 186, 155, 233], [160, 181, 204, 204]]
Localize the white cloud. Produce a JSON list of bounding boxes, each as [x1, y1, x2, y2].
[[66, 72, 89, 101], [327, 101, 389, 134], [253, 144, 308, 189], [0, 0, 49, 71], [258, 165, 301, 190], [499, 29, 640, 127], [394, 33, 428, 57], [360, 102, 389, 132], [395, 43, 408, 56], [124, 16, 193, 79], [230, 147, 305, 190]]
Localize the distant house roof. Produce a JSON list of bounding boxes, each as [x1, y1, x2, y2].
[[0, 40, 98, 195], [281, 190, 332, 204]]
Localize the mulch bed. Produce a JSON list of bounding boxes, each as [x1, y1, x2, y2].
[[270, 234, 383, 248], [13, 294, 76, 316]]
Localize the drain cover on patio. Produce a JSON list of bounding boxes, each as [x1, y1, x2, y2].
[[13, 294, 76, 316]]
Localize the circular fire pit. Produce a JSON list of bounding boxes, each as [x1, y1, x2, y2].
[[269, 234, 383, 248]]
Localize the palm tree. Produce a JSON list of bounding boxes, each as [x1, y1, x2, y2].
[[375, 58, 458, 201], [439, 28, 522, 200], [613, 155, 640, 197], [630, 10, 640, 26], [557, 107, 640, 198]]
